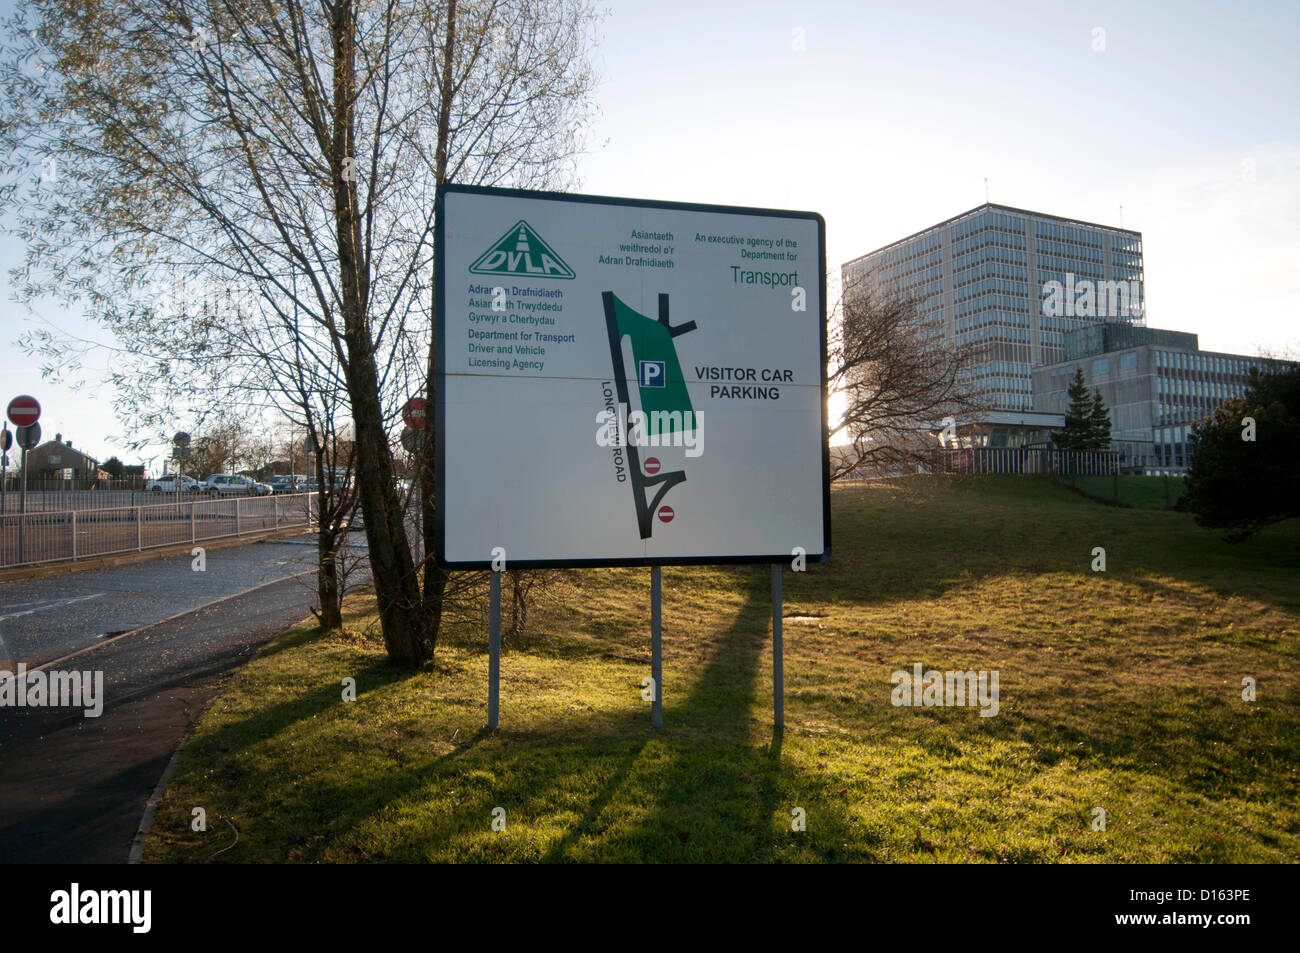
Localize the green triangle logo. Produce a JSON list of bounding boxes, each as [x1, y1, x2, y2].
[[468, 220, 575, 280]]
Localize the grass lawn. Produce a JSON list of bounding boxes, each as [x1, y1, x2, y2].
[[1068, 474, 1188, 509], [144, 476, 1299, 863]]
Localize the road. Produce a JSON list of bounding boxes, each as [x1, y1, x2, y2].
[[0, 533, 369, 863], [0, 538, 330, 667]]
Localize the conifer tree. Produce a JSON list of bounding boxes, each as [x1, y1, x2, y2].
[[1052, 369, 1093, 451], [1087, 388, 1112, 450]]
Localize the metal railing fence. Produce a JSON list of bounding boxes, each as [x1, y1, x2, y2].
[[933, 447, 1120, 476], [0, 478, 304, 513], [839, 448, 1123, 479], [0, 493, 317, 569]]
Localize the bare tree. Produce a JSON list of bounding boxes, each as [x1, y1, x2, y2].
[[182, 416, 261, 478], [0, 0, 599, 666], [829, 274, 987, 479]]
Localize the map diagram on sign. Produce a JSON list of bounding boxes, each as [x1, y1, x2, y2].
[[602, 291, 698, 540]]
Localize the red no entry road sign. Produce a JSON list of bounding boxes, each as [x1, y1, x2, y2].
[[657, 505, 674, 523], [644, 456, 660, 475], [402, 397, 427, 431], [6, 395, 40, 428]]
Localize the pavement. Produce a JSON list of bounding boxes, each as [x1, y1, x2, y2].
[[0, 532, 370, 863]]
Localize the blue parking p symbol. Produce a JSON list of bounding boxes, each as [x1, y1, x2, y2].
[[639, 360, 666, 388]]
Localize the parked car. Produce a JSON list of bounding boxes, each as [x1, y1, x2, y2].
[[268, 474, 311, 494], [145, 476, 201, 493], [203, 474, 273, 496], [244, 476, 274, 496]]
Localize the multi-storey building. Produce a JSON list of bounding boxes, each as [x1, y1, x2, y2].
[[1033, 324, 1293, 470], [842, 203, 1144, 415]]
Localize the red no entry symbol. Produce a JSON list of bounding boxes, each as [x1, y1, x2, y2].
[[6, 395, 40, 428], [657, 505, 674, 523], [644, 457, 660, 475], [402, 397, 427, 431]]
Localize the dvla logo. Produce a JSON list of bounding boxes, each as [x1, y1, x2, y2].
[[469, 220, 575, 279]]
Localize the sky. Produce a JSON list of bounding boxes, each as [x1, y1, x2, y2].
[[2, 0, 1298, 470]]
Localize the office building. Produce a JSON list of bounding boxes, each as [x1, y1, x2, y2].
[[1033, 323, 1293, 470], [843, 203, 1144, 418]]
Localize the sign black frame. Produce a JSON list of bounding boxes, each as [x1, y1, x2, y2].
[[434, 183, 831, 570]]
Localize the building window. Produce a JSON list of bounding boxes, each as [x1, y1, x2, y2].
[[1120, 352, 1138, 370], [1092, 357, 1109, 377]]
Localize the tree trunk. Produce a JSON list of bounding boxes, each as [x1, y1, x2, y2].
[[314, 448, 343, 631], [332, 0, 427, 666], [317, 526, 343, 630], [418, 0, 458, 646]]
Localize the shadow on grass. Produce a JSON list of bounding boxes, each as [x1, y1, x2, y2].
[[529, 567, 844, 862], [532, 566, 783, 861], [334, 567, 837, 861], [157, 568, 793, 861], [181, 652, 415, 761]]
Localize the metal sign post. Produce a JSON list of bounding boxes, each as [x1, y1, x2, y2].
[[403, 396, 428, 560], [651, 567, 663, 728], [1, 426, 10, 518], [303, 434, 318, 497], [488, 570, 501, 730], [173, 432, 191, 489], [15, 423, 40, 564], [772, 564, 784, 729], [400, 427, 425, 559], [18, 445, 26, 564]]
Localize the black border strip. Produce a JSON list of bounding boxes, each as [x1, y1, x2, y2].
[[434, 183, 830, 570]]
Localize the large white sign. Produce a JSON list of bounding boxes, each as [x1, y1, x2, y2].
[[436, 185, 829, 568]]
